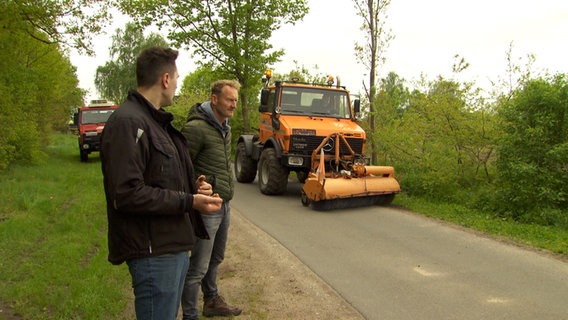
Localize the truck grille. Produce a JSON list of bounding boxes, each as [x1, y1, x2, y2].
[[290, 135, 364, 155], [82, 134, 102, 150]]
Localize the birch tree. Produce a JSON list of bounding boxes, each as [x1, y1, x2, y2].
[[353, 0, 393, 164]]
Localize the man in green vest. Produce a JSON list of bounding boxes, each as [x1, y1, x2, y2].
[[181, 80, 242, 320]]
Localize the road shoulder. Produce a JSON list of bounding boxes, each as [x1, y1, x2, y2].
[[214, 206, 365, 319]]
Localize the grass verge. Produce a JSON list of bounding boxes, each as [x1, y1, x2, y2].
[[0, 134, 133, 319]]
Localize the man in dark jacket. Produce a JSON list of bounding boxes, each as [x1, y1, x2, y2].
[[100, 46, 223, 320], [180, 80, 242, 320]]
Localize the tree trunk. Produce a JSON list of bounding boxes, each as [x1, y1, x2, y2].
[[240, 91, 250, 134]]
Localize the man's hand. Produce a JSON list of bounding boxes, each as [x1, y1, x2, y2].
[[192, 193, 223, 213], [196, 175, 213, 196]]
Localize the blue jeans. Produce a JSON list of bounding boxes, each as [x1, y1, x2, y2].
[[127, 251, 189, 320], [181, 202, 230, 320]]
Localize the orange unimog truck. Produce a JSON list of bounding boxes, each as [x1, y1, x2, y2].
[[235, 70, 400, 210]]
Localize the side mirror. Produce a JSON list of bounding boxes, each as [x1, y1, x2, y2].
[[259, 89, 270, 112], [260, 89, 269, 106], [353, 99, 360, 114]]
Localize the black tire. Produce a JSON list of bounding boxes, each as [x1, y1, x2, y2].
[[234, 142, 257, 183], [258, 148, 288, 195], [296, 170, 309, 183], [80, 150, 88, 162], [301, 189, 310, 207]]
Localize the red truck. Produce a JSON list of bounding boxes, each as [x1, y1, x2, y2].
[[76, 100, 118, 162]]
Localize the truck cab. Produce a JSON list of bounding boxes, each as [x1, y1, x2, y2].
[[77, 99, 118, 162], [235, 72, 366, 195]]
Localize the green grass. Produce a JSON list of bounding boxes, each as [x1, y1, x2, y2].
[[0, 134, 133, 319], [0, 134, 566, 319]]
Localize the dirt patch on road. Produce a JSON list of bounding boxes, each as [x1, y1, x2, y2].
[[209, 207, 365, 320]]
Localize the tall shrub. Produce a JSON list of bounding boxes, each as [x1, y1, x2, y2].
[[495, 74, 568, 223], [377, 75, 496, 201]]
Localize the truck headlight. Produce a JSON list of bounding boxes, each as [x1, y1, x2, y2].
[[288, 157, 303, 166]]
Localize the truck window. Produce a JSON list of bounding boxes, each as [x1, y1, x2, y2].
[[81, 109, 115, 124], [280, 88, 350, 118]]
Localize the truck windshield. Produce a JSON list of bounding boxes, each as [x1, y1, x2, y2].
[[81, 109, 115, 124], [280, 88, 351, 118]]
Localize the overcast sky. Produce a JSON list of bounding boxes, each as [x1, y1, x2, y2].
[[71, 0, 568, 102]]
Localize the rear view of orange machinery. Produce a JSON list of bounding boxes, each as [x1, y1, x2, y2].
[[235, 70, 400, 210]]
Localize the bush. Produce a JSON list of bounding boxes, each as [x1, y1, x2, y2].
[[494, 74, 568, 221]]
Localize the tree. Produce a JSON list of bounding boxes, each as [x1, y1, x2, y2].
[[353, 0, 394, 164], [0, 9, 83, 169], [94, 22, 168, 103], [373, 72, 409, 163], [179, 63, 226, 104], [117, 0, 309, 134], [495, 74, 568, 223], [3, 0, 112, 55], [375, 73, 497, 201], [278, 61, 328, 84], [169, 64, 230, 130]]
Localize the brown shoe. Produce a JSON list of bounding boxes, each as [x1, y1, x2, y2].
[[203, 295, 242, 317]]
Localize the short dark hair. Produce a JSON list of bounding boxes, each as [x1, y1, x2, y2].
[[211, 80, 241, 96], [136, 47, 179, 88]]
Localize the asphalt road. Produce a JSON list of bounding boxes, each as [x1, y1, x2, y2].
[[231, 178, 568, 320]]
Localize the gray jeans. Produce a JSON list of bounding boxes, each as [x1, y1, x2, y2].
[[181, 201, 230, 319]]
